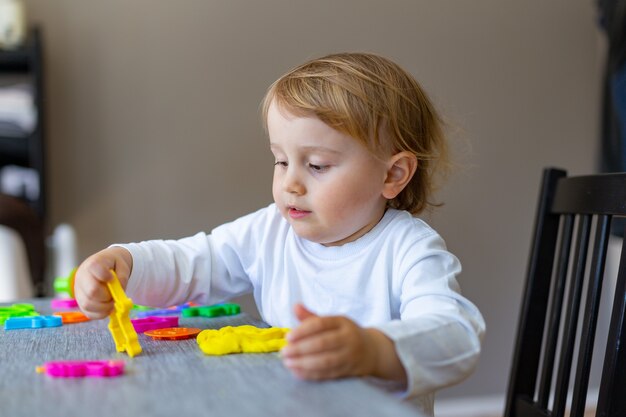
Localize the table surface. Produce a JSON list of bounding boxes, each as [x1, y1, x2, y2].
[[0, 299, 422, 417]]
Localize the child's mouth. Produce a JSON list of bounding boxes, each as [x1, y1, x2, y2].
[[288, 207, 311, 219]]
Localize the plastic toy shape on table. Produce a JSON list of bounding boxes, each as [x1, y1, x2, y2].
[[182, 303, 241, 318], [133, 302, 196, 318], [36, 360, 125, 378], [53, 268, 77, 298], [0, 303, 38, 325], [197, 325, 289, 355], [107, 270, 142, 357], [50, 298, 79, 309], [131, 316, 179, 333], [132, 304, 155, 312], [144, 327, 201, 340], [53, 311, 90, 324], [4, 315, 62, 330]]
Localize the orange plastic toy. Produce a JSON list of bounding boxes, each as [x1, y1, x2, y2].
[[53, 311, 90, 324], [144, 327, 201, 340]]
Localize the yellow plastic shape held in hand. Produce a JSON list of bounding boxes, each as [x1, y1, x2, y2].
[[197, 325, 289, 356], [107, 270, 142, 357]]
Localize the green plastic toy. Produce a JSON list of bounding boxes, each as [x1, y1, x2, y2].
[[0, 303, 39, 325], [182, 303, 241, 318]]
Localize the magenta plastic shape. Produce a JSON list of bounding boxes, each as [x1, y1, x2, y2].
[[130, 316, 179, 333], [4, 315, 62, 330], [50, 298, 79, 309], [40, 360, 125, 378]]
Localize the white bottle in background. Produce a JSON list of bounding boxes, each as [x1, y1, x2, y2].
[[0, 0, 26, 49], [48, 223, 78, 280]]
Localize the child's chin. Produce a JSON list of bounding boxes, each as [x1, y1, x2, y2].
[[291, 228, 326, 245], [298, 232, 348, 247]]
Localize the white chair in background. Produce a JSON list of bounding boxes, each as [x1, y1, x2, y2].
[[0, 221, 77, 302], [0, 224, 33, 301]]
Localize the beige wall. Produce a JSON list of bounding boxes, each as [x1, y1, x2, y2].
[[23, 0, 601, 400]]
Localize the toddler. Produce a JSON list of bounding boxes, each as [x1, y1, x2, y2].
[[75, 52, 485, 416]]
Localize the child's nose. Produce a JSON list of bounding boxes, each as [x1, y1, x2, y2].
[[283, 168, 305, 195]]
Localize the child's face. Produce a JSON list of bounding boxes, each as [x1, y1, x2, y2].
[[268, 101, 389, 246]]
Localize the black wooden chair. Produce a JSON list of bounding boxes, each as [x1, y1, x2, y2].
[[504, 168, 626, 417]]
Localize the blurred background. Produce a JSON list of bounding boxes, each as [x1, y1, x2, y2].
[[0, 0, 611, 414]]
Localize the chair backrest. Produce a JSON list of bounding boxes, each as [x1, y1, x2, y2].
[[504, 168, 626, 417]]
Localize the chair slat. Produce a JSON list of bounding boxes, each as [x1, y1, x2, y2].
[[537, 215, 574, 407], [597, 222, 626, 417], [505, 169, 564, 414], [552, 215, 590, 417], [570, 215, 610, 417]]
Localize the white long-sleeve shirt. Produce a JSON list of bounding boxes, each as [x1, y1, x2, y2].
[[120, 204, 485, 416]]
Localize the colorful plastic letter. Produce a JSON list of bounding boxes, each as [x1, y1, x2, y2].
[[133, 302, 196, 318], [37, 360, 125, 378], [4, 315, 62, 330], [0, 303, 39, 325], [182, 303, 241, 318], [107, 270, 142, 357], [144, 327, 201, 340], [50, 298, 79, 309], [53, 268, 77, 298], [130, 316, 179, 333], [132, 304, 155, 311], [53, 311, 90, 324]]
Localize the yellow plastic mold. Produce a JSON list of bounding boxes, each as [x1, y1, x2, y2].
[[107, 270, 142, 357]]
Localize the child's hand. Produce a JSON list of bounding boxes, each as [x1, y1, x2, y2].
[[281, 303, 381, 380], [74, 247, 133, 320]]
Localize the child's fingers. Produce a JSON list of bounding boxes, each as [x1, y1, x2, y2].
[[80, 299, 114, 320], [283, 350, 349, 380], [282, 330, 343, 358], [81, 256, 115, 283], [293, 303, 317, 321], [287, 315, 341, 343], [288, 303, 346, 343], [74, 279, 113, 319], [75, 276, 112, 303]]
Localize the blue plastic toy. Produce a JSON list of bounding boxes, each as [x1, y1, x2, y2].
[[4, 315, 62, 330]]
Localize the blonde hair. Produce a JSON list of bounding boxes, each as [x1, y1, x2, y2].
[[261, 52, 449, 215]]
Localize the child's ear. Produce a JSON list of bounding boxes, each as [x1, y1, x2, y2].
[[382, 151, 417, 200]]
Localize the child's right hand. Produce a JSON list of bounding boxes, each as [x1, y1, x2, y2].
[[74, 247, 133, 320]]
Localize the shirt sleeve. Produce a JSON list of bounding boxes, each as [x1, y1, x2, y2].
[[116, 226, 252, 307], [374, 229, 486, 398]]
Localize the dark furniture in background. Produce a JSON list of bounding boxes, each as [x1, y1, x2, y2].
[[0, 27, 46, 295], [504, 168, 626, 417], [0, 26, 45, 218]]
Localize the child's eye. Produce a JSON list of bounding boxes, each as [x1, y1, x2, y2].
[[308, 163, 329, 173], [274, 161, 288, 167]]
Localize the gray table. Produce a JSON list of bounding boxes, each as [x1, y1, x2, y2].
[[0, 299, 422, 417]]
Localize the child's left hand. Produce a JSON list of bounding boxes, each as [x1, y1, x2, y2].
[[281, 304, 383, 380]]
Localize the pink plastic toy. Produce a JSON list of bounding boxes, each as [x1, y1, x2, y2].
[[36, 360, 125, 378], [130, 316, 179, 333], [50, 298, 79, 309]]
